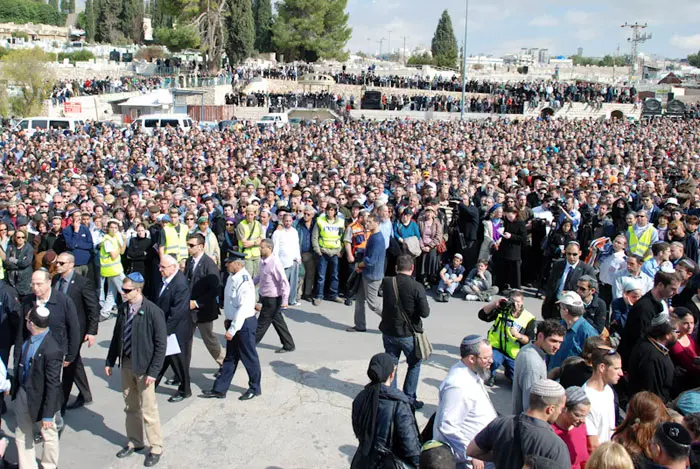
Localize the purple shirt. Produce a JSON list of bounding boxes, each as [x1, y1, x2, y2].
[[255, 255, 290, 304]]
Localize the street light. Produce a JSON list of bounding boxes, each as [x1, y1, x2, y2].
[[460, 0, 469, 120]]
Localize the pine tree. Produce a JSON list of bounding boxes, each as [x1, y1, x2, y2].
[[69, 0, 75, 12], [120, 0, 143, 42], [253, 0, 273, 53], [49, 0, 60, 11], [226, 0, 254, 64], [84, 0, 96, 42], [96, 0, 122, 43], [431, 10, 458, 68]]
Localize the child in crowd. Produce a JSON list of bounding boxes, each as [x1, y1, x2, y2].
[[462, 258, 499, 301], [436, 253, 465, 302]]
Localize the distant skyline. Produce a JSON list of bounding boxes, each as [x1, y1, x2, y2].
[[345, 0, 700, 59]]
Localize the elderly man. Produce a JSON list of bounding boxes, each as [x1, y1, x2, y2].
[[272, 212, 302, 307], [433, 335, 498, 469], [547, 291, 598, 371]]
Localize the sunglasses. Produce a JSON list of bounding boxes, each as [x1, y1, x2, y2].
[[187, 243, 200, 248], [225, 222, 234, 226], [122, 288, 134, 294], [185, 217, 194, 221], [56, 261, 69, 266]]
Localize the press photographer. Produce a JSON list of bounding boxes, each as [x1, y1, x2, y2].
[[478, 290, 536, 387]]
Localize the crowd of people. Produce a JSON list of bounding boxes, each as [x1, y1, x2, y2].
[[0, 108, 697, 467], [50, 76, 166, 104]]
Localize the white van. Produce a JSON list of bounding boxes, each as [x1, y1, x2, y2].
[[132, 113, 194, 135], [256, 113, 288, 129], [13, 117, 86, 136]]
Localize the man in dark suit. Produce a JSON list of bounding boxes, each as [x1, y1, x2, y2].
[[0, 277, 20, 367], [53, 252, 100, 412], [185, 234, 225, 368], [106, 272, 166, 467], [152, 254, 193, 403], [541, 241, 595, 319], [12, 305, 63, 469]]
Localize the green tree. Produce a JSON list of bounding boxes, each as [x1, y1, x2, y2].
[[69, 0, 75, 12], [60, 0, 69, 12], [225, 0, 255, 64], [50, 0, 59, 11], [120, 0, 143, 42], [96, 0, 123, 42], [83, 0, 96, 42], [1, 48, 54, 117], [407, 51, 434, 66], [154, 25, 200, 51], [253, 0, 273, 53], [431, 10, 458, 68], [0, 0, 66, 26], [272, 0, 351, 62], [689, 52, 700, 68]]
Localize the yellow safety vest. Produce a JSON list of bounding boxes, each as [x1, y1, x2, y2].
[[0, 259, 4, 280], [317, 215, 344, 250], [488, 309, 536, 359], [628, 225, 654, 260], [163, 224, 188, 261], [238, 220, 262, 259], [100, 233, 124, 278]]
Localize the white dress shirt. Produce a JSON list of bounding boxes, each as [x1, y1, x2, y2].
[[159, 270, 178, 297], [224, 268, 256, 336], [0, 357, 11, 392], [598, 250, 626, 285], [433, 361, 497, 468], [612, 269, 654, 300], [272, 227, 301, 269]]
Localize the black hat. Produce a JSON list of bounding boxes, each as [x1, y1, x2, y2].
[[16, 216, 28, 227], [224, 252, 246, 263], [656, 422, 691, 454]]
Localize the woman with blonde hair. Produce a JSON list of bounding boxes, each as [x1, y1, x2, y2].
[[586, 441, 634, 469], [612, 391, 671, 468]]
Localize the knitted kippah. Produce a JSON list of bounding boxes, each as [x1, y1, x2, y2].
[[461, 335, 483, 347], [530, 379, 565, 398], [565, 386, 588, 406]]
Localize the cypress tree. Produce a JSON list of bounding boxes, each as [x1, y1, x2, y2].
[[226, 0, 254, 64], [431, 10, 458, 68], [84, 0, 96, 42], [253, 0, 273, 53], [50, 0, 60, 11]]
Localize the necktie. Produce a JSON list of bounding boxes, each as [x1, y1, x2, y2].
[[123, 307, 136, 357], [159, 280, 168, 297], [559, 264, 571, 294], [57, 278, 65, 293]]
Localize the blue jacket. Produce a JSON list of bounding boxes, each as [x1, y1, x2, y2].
[[295, 218, 315, 254], [393, 220, 420, 240], [62, 225, 94, 266], [362, 232, 386, 281], [548, 318, 598, 371]]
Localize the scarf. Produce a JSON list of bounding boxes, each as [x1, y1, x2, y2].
[[354, 353, 396, 456]]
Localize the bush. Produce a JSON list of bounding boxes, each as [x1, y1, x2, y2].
[[135, 45, 167, 62], [11, 31, 28, 40], [407, 51, 434, 66], [154, 25, 200, 53], [57, 50, 95, 63], [0, 0, 66, 26]]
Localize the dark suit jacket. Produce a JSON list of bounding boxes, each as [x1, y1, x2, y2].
[[52, 272, 99, 338], [152, 271, 192, 347], [541, 259, 595, 319], [186, 255, 220, 323], [106, 298, 167, 377], [0, 280, 20, 352], [12, 332, 63, 421]]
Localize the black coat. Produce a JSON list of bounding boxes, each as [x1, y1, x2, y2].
[[456, 202, 480, 242], [106, 298, 167, 377], [350, 385, 422, 469], [125, 235, 151, 276], [0, 280, 20, 353], [497, 218, 527, 261], [628, 338, 675, 403], [152, 271, 192, 348], [379, 274, 430, 338], [583, 294, 608, 333], [541, 260, 595, 320], [51, 272, 100, 338], [19, 291, 81, 364], [4, 242, 34, 296], [186, 255, 220, 323], [618, 291, 665, 367], [12, 332, 63, 421]]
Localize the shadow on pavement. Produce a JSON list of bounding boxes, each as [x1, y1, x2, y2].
[[284, 308, 381, 334], [339, 444, 357, 463], [431, 342, 460, 356], [81, 357, 122, 392], [62, 406, 126, 447], [422, 377, 442, 390], [270, 361, 364, 400]]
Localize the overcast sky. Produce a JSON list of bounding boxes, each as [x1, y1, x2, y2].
[[344, 0, 700, 59]]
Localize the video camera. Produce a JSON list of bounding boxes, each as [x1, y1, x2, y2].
[[496, 298, 516, 316]]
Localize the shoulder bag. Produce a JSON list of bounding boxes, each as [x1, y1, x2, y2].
[[393, 278, 432, 361]]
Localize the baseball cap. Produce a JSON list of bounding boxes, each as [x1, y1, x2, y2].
[[557, 291, 584, 308]]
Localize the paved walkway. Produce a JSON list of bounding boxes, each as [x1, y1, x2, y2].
[[2, 293, 542, 468]]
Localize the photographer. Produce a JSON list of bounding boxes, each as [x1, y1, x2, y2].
[[478, 290, 536, 387]]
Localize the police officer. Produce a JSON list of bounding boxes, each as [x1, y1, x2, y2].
[[235, 205, 263, 278], [311, 200, 345, 306], [200, 252, 261, 400], [477, 290, 536, 387]]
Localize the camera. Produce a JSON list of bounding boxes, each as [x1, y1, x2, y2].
[[497, 298, 516, 316]]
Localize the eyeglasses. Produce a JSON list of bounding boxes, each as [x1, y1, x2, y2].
[[185, 217, 194, 221], [576, 285, 589, 292], [56, 261, 69, 266], [187, 243, 199, 248], [122, 288, 134, 294], [15, 235, 25, 239], [636, 214, 647, 218], [565, 252, 579, 256], [225, 222, 234, 226]]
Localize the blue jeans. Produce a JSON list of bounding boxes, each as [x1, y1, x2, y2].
[[285, 262, 299, 305], [490, 348, 515, 380], [315, 254, 339, 299], [382, 335, 421, 403]]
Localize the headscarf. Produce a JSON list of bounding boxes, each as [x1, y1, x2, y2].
[[353, 353, 396, 455]]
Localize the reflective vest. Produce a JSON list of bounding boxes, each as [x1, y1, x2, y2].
[[487, 309, 535, 359], [100, 233, 124, 278], [317, 215, 344, 250], [628, 225, 654, 260], [238, 220, 263, 259], [163, 224, 188, 261], [348, 221, 368, 258], [0, 260, 4, 280]]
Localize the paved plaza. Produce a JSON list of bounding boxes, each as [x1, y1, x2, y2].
[[2, 293, 542, 468]]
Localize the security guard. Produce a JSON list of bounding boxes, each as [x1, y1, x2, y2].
[[626, 209, 658, 261], [100, 219, 126, 318], [311, 200, 345, 306], [477, 290, 536, 387], [235, 205, 263, 278], [200, 252, 261, 401], [159, 208, 188, 262]]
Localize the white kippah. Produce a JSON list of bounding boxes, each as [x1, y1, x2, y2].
[[36, 306, 50, 318], [530, 379, 565, 398]]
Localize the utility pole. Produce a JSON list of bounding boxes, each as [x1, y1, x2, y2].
[[621, 22, 651, 83], [460, 0, 469, 120], [387, 29, 392, 59], [613, 44, 620, 82], [403, 36, 407, 65]]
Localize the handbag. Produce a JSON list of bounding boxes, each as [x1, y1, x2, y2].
[[436, 239, 447, 254], [375, 401, 415, 469], [393, 278, 432, 360], [403, 237, 422, 258]]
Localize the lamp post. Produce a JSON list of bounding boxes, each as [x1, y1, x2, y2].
[[460, 0, 469, 120]]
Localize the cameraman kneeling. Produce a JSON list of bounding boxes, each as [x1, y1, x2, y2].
[[478, 290, 536, 387]]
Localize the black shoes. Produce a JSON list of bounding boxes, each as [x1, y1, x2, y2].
[[413, 400, 424, 410], [485, 375, 496, 387], [345, 326, 366, 332], [199, 390, 226, 399], [239, 390, 258, 401], [167, 393, 191, 403], [116, 446, 145, 458], [275, 347, 295, 353], [66, 396, 91, 410], [144, 452, 162, 467]]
